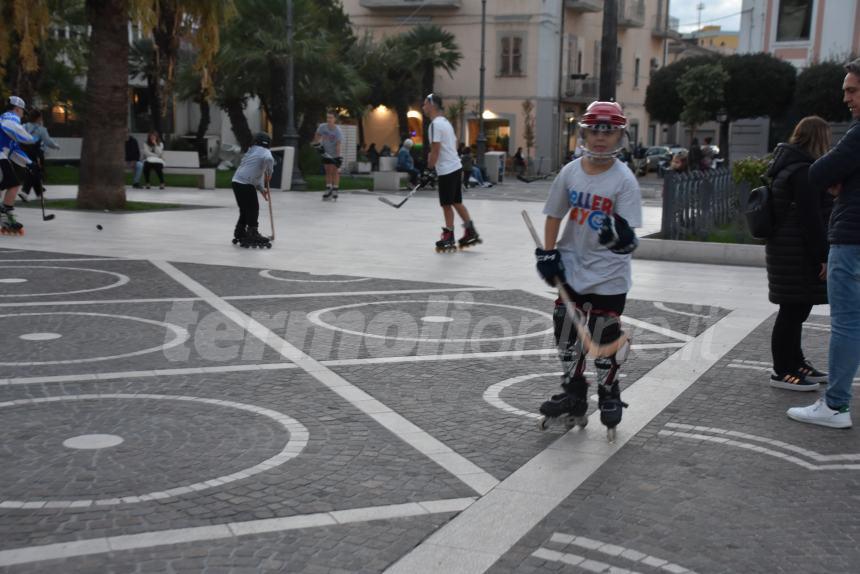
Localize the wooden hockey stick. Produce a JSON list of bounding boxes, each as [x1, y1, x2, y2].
[[521, 210, 629, 358], [265, 183, 275, 241], [378, 179, 423, 209]]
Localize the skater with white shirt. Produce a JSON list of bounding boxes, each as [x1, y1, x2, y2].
[[533, 101, 642, 440], [422, 93, 481, 252]]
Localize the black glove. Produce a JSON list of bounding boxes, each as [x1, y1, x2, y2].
[[419, 169, 437, 188], [535, 248, 565, 287], [598, 213, 639, 254], [334, 156, 343, 168], [312, 142, 324, 155]]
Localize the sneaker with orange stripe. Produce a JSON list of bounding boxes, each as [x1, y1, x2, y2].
[[769, 371, 818, 391]]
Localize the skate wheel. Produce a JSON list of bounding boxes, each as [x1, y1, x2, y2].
[[537, 416, 550, 432], [232, 239, 238, 245]]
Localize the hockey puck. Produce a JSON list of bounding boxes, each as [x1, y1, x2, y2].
[[96, 225, 103, 230]]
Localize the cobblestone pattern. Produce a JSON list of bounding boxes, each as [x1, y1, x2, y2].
[[490, 313, 860, 574], [0, 372, 474, 551], [0, 515, 453, 574], [2, 301, 290, 378], [175, 261, 479, 298], [0, 258, 196, 302]]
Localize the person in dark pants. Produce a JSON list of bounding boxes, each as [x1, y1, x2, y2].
[[142, 131, 165, 189], [764, 116, 833, 391], [788, 58, 860, 429], [231, 132, 274, 248], [19, 110, 60, 201]]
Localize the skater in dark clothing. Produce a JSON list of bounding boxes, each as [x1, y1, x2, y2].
[[534, 101, 642, 441], [765, 116, 832, 392], [422, 93, 480, 252], [231, 132, 274, 248], [19, 110, 59, 201]]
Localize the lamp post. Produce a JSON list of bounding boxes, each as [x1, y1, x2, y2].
[[476, 0, 487, 169], [715, 107, 729, 167], [285, 0, 305, 189]]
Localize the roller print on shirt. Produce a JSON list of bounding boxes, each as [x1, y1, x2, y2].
[[567, 189, 614, 230]]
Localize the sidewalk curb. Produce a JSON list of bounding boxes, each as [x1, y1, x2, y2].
[[635, 238, 765, 268]]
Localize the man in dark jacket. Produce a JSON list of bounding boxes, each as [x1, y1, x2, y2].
[[788, 58, 860, 429]]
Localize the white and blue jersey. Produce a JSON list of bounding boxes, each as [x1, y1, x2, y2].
[[0, 112, 35, 166]]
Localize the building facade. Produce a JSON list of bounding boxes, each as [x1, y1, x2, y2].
[[739, 0, 860, 68], [342, 0, 678, 169]]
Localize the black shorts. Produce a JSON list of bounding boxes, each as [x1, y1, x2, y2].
[[437, 169, 462, 206], [0, 159, 22, 191], [555, 287, 627, 345], [321, 156, 339, 165]]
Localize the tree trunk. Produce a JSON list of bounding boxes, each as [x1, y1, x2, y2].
[[147, 74, 162, 135], [77, 0, 129, 210], [153, 0, 181, 135], [421, 66, 434, 164], [268, 56, 288, 146], [195, 96, 211, 162], [222, 96, 253, 151]]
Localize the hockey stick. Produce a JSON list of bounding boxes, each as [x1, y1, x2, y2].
[[38, 186, 55, 222], [521, 210, 628, 358], [265, 183, 274, 241], [377, 180, 422, 209]]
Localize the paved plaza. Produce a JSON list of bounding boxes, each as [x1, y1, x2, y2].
[[0, 184, 857, 573]]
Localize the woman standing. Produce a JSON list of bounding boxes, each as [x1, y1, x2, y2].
[[765, 116, 833, 391], [142, 131, 166, 189]]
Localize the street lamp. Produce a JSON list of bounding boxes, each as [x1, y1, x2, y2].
[[715, 108, 729, 166], [285, 0, 305, 190], [476, 0, 487, 169]]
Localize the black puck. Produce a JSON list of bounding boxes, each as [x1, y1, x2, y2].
[[96, 225, 103, 230]]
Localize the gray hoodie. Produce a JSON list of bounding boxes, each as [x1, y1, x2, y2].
[[232, 145, 275, 191]]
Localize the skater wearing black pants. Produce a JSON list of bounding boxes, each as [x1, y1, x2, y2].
[[422, 93, 480, 252], [231, 132, 274, 248], [534, 101, 642, 441]]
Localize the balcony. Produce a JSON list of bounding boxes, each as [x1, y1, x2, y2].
[[564, 76, 599, 103], [565, 0, 602, 12], [359, 0, 461, 9], [652, 14, 681, 39], [617, 0, 645, 28]]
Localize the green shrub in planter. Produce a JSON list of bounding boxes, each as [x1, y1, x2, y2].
[[732, 155, 771, 188]]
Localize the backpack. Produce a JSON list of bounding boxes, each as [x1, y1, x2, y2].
[[744, 163, 805, 239]]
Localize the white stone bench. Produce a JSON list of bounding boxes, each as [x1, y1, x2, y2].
[[161, 151, 216, 189], [372, 171, 407, 191], [378, 156, 397, 172]]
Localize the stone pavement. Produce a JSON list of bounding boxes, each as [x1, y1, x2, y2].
[[0, 185, 855, 573]]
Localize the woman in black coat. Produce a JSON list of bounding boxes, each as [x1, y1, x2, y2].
[[765, 116, 833, 391]]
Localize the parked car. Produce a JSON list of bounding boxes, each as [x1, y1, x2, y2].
[[642, 146, 670, 173]]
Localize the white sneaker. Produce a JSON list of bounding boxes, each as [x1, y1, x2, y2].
[[787, 399, 852, 429]]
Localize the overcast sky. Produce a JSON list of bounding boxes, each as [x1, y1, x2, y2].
[[671, 0, 744, 33]]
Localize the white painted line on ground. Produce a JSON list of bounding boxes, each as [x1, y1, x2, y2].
[[0, 287, 497, 308], [1, 345, 681, 387], [658, 430, 860, 471], [0, 257, 128, 262], [546, 532, 697, 573], [0, 266, 129, 298], [384, 308, 771, 574], [663, 423, 860, 463], [0, 497, 476, 567], [653, 301, 712, 319], [259, 269, 373, 283], [151, 260, 499, 496]]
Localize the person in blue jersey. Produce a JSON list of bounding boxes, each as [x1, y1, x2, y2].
[[0, 96, 36, 235]]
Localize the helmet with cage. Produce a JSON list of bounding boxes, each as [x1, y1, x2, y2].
[[578, 101, 628, 160]]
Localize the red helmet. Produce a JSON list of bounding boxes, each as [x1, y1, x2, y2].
[[580, 101, 627, 131]]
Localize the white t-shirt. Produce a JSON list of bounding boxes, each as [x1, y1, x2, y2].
[[543, 158, 642, 295], [429, 116, 461, 176]]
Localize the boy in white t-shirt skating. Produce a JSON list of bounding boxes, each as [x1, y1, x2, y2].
[[534, 101, 642, 441], [422, 93, 481, 252]]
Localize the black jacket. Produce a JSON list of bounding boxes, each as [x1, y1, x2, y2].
[[809, 120, 860, 244], [125, 137, 140, 162], [765, 143, 831, 305]]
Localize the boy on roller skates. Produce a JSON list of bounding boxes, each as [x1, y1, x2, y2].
[[534, 101, 642, 442], [0, 96, 36, 236], [313, 111, 344, 201], [231, 132, 274, 248], [422, 93, 480, 252]]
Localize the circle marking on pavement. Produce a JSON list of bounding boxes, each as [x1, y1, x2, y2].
[[0, 312, 189, 366], [308, 300, 553, 343], [260, 269, 372, 283], [0, 278, 27, 284], [420, 316, 454, 323], [0, 394, 309, 507], [63, 434, 124, 450], [19, 332, 62, 341], [0, 266, 129, 297]]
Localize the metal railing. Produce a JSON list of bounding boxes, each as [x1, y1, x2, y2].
[[564, 77, 599, 101], [660, 168, 736, 240], [565, 0, 603, 12]]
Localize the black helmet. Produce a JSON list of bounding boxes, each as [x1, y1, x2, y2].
[[253, 132, 271, 148]]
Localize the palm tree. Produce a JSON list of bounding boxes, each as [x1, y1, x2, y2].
[[0, 0, 52, 102], [401, 25, 462, 157], [77, 0, 129, 210]]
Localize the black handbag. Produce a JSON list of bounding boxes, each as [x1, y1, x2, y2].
[[744, 176, 773, 239]]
